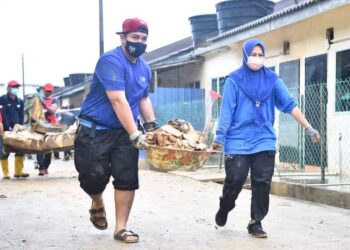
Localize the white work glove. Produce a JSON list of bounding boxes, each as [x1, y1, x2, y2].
[[129, 130, 148, 149], [305, 126, 320, 143]]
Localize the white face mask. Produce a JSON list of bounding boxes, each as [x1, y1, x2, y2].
[[10, 87, 19, 96], [247, 56, 265, 71]]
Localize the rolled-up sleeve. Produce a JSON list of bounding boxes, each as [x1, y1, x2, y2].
[[274, 78, 297, 113]]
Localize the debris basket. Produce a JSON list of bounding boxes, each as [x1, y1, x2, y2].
[[146, 145, 216, 172]]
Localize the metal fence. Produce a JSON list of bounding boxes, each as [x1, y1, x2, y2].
[[277, 80, 350, 179], [149, 83, 350, 179], [150, 87, 205, 131]]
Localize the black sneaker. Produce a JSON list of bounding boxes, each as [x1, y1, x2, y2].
[[247, 221, 267, 238], [215, 209, 228, 227]]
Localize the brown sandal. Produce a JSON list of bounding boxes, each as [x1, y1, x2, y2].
[[89, 206, 108, 230], [114, 229, 139, 243]]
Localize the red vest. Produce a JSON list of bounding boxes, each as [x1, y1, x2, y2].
[[42, 97, 57, 124]]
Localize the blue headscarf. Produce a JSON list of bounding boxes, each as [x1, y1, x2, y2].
[[229, 38, 278, 124]]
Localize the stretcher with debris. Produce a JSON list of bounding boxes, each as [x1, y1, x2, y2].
[[2, 123, 76, 154], [145, 119, 219, 172]]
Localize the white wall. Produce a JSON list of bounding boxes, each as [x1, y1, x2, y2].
[[201, 4, 350, 174]]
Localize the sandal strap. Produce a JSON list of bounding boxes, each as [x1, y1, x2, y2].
[[90, 216, 106, 221], [115, 229, 139, 239], [89, 206, 105, 214], [121, 230, 138, 237]]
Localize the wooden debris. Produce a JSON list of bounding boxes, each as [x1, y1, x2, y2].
[[146, 120, 208, 151], [3, 123, 76, 154], [161, 124, 183, 138]]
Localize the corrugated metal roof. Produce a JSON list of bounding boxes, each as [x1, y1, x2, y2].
[[274, 0, 311, 12], [144, 0, 321, 67], [53, 75, 92, 99], [58, 84, 86, 98], [208, 0, 319, 43], [143, 37, 193, 63]]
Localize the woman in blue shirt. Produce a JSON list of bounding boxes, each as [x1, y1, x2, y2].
[[212, 38, 320, 238]]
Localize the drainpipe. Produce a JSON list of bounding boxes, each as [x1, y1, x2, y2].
[[154, 70, 158, 89]]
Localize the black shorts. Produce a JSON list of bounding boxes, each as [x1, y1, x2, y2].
[[74, 125, 139, 195]]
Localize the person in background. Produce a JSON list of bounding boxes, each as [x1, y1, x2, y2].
[[211, 38, 320, 238], [0, 80, 29, 179], [53, 151, 61, 159], [74, 17, 158, 243], [0, 112, 5, 178], [58, 110, 77, 161], [36, 83, 58, 176], [23, 87, 42, 167]]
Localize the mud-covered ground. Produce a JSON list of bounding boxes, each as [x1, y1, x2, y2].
[[1, 157, 350, 249]]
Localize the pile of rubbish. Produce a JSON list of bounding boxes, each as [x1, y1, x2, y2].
[[145, 119, 208, 151], [145, 119, 217, 172]]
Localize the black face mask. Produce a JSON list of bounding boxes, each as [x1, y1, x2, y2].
[[125, 40, 147, 58]]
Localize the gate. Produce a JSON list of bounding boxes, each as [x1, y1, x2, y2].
[[277, 83, 327, 173]]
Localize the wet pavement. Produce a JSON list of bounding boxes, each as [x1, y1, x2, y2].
[[0, 156, 350, 249]]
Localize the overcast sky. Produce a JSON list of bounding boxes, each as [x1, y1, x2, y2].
[[0, 0, 227, 87], [0, 0, 281, 88]]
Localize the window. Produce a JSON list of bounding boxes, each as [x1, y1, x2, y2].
[[278, 60, 300, 163], [211, 76, 225, 119], [211, 77, 225, 96], [305, 54, 327, 167], [279, 60, 300, 89], [186, 81, 200, 89], [279, 60, 300, 100], [335, 49, 350, 112], [305, 54, 327, 84]]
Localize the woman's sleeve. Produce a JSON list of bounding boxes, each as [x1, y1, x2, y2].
[[214, 77, 237, 145], [274, 78, 297, 113]]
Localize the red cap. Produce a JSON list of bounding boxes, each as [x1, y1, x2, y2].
[[43, 83, 54, 92], [8, 80, 21, 87], [116, 18, 148, 35]]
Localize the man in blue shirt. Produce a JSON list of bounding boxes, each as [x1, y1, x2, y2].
[[75, 17, 158, 244], [212, 39, 320, 238]]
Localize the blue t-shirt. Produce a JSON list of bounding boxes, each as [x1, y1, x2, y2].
[[214, 77, 297, 155], [80, 47, 152, 129]]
